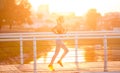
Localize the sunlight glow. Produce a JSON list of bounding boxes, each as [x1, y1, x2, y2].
[[29, 0, 120, 16], [30, 48, 85, 63]]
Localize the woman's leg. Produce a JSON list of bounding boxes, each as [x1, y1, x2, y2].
[[58, 43, 68, 62], [49, 40, 61, 65], [48, 40, 61, 71]]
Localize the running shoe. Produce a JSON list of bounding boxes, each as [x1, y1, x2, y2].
[[48, 65, 55, 71], [57, 60, 63, 67]]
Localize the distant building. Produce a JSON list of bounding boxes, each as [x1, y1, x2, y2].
[[38, 4, 49, 15], [37, 4, 49, 20]]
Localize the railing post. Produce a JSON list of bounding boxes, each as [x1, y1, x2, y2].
[[75, 33, 79, 71], [33, 37, 37, 73], [20, 34, 24, 64], [103, 35, 108, 72]]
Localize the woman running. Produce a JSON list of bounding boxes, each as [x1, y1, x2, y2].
[[48, 16, 69, 71]]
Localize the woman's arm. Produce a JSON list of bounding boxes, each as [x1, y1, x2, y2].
[[52, 25, 67, 34], [52, 26, 57, 34]]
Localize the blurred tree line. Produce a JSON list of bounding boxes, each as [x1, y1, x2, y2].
[[102, 12, 120, 30], [85, 8, 120, 31], [0, 0, 33, 29], [85, 9, 101, 31]]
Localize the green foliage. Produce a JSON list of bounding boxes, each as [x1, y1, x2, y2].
[[0, 41, 52, 64], [86, 8, 101, 30], [0, 0, 33, 29]]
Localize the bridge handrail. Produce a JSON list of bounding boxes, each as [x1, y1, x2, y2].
[[0, 31, 120, 39], [0, 31, 120, 73]]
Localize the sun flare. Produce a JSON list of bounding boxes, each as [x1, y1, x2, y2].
[[29, 0, 120, 16]]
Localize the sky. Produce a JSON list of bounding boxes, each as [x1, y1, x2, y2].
[[29, 0, 120, 16]]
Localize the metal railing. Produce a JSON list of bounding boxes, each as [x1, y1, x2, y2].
[[0, 31, 120, 73]]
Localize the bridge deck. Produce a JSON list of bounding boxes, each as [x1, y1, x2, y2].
[[0, 61, 120, 73]]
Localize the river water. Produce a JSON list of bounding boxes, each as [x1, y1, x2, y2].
[[30, 45, 120, 64]]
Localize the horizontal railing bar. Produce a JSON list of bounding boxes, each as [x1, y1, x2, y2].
[[0, 33, 120, 38], [0, 36, 120, 41], [0, 31, 120, 35], [0, 33, 120, 36]]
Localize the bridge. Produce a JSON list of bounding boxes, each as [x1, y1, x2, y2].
[[0, 31, 120, 73]]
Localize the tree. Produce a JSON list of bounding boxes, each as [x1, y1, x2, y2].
[[85, 9, 101, 30], [15, 0, 33, 25], [103, 12, 120, 30], [0, 0, 33, 30]]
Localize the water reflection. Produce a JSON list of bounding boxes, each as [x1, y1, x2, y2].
[[84, 46, 97, 62], [30, 45, 120, 64], [30, 47, 101, 64]]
